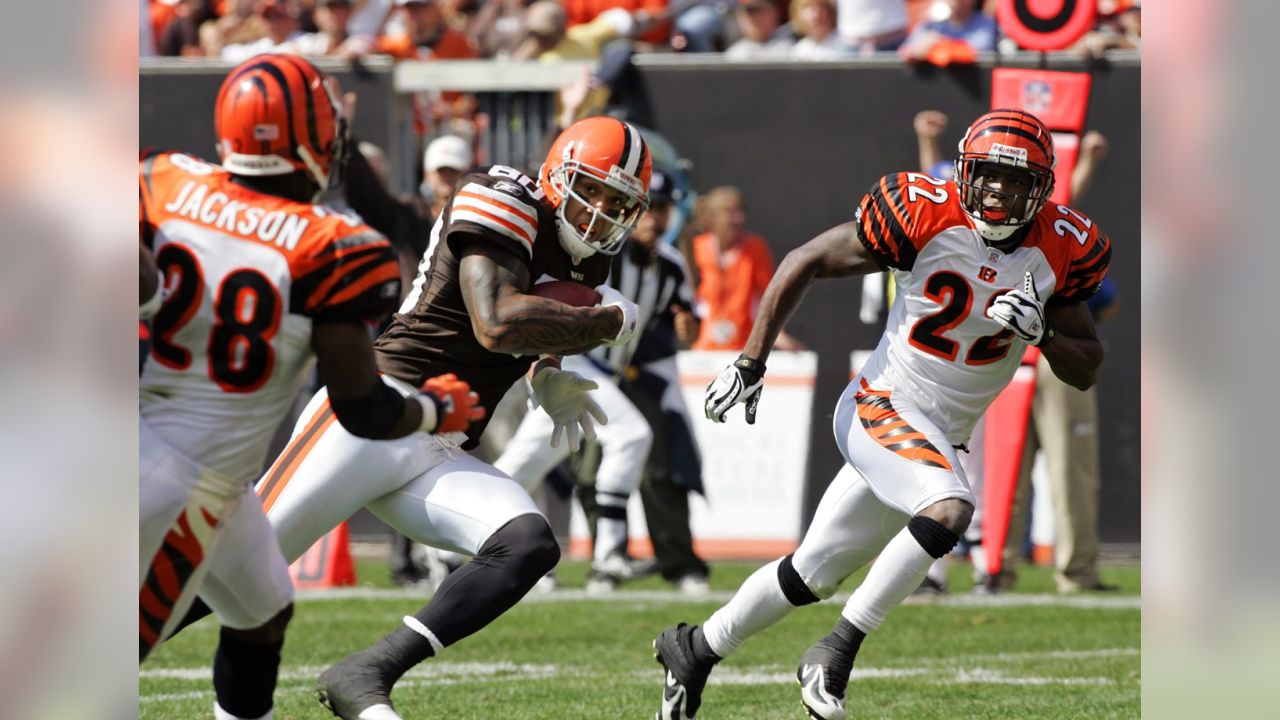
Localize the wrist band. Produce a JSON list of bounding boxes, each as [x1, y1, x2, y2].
[[416, 394, 440, 434], [734, 354, 767, 377], [1035, 325, 1057, 347]]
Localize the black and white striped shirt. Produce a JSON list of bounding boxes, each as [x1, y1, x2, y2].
[[590, 241, 698, 372]]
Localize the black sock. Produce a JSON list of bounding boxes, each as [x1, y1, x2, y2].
[[691, 626, 721, 665], [362, 623, 436, 685], [363, 515, 560, 683], [213, 629, 282, 719], [825, 617, 866, 661]]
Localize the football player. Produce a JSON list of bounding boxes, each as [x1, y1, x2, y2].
[[492, 142, 699, 593], [138, 54, 483, 719], [248, 116, 648, 720], [654, 109, 1112, 720]]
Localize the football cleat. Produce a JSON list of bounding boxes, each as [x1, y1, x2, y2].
[[653, 623, 714, 719], [797, 638, 854, 720], [317, 652, 403, 720], [587, 553, 656, 594]]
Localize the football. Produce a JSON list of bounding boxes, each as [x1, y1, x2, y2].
[[529, 280, 602, 307]]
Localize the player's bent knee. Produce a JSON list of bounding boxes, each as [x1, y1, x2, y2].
[[907, 516, 961, 560], [224, 602, 293, 646], [484, 513, 561, 581], [919, 497, 974, 535], [777, 554, 823, 606]]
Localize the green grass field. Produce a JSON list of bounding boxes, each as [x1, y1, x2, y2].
[[142, 557, 1140, 719]]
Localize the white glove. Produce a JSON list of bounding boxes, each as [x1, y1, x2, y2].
[[704, 355, 765, 424], [529, 366, 609, 451], [596, 284, 638, 347], [986, 271, 1050, 346]]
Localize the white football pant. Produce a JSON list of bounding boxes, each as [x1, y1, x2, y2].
[[258, 376, 544, 565], [140, 417, 293, 651]]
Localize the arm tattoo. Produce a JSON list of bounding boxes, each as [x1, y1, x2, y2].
[[460, 245, 622, 356]]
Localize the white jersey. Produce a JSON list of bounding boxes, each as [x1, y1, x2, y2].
[[138, 150, 400, 483], [854, 172, 1111, 445]]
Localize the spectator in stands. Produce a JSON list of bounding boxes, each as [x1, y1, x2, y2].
[[220, 0, 305, 61], [294, 0, 377, 56], [512, 0, 636, 60], [157, 0, 221, 56], [836, 0, 908, 54], [900, 0, 997, 63], [470, 0, 536, 57], [421, 134, 473, 220], [691, 187, 802, 351], [1072, 0, 1140, 57], [724, 0, 794, 60], [671, 0, 729, 53], [376, 0, 479, 59], [564, 0, 671, 47], [200, 0, 269, 57], [789, 0, 854, 59]]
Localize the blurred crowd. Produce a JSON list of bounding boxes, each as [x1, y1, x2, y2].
[[141, 0, 1140, 64]]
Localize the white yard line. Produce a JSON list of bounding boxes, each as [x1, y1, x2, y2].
[[141, 650, 1130, 703], [294, 586, 1140, 610]]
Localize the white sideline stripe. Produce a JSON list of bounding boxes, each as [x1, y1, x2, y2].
[[293, 586, 1140, 610], [142, 661, 555, 682], [142, 651, 1129, 703]]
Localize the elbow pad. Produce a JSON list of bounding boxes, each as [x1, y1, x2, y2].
[[328, 382, 407, 440]]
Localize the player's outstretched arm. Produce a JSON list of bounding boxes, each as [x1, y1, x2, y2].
[[1039, 301, 1104, 390], [314, 321, 482, 438], [458, 244, 628, 356], [741, 221, 881, 365]]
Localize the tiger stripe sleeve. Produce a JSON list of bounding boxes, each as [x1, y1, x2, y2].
[[292, 230, 402, 323], [1051, 229, 1112, 307], [854, 174, 919, 271]]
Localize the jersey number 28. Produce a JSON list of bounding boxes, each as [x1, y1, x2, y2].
[[150, 243, 282, 392]]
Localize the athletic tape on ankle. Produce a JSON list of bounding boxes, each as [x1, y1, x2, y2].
[[402, 616, 444, 655], [777, 554, 821, 606], [907, 516, 960, 559]]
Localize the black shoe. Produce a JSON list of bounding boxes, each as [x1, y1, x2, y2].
[[653, 623, 714, 719], [317, 651, 403, 720], [797, 638, 854, 720]]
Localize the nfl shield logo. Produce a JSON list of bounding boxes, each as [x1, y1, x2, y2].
[[1022, 80, 1053, 114], [988, 250, 1002, 264]]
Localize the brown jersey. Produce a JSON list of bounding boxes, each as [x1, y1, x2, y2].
[[375, 165, 612, 448]]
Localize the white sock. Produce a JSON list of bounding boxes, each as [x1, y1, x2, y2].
[[702, 559, 794, 658], [214, 702, 271, 720], [595, 517, 628, 562], [926, 556, 948, 586], [841, 526, 936, 632]]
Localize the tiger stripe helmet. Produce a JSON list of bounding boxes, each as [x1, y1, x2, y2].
[[954, 109, 1056, 242], [538, 116, 652, 258], [214, 54, 348, 197]]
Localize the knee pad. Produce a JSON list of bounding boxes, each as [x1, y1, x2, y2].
[[907, 516, 960, 560], [481, 514, 561, 580], [224, 602, 293, 646], [776, 554, 821, 606]]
